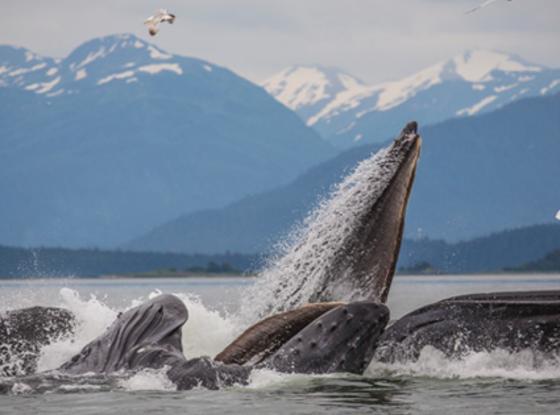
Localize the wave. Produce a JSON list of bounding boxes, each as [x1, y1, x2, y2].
[[367, 346, 560, 381]]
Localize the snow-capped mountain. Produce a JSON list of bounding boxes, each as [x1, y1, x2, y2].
[[0, 34, 333, 249], [261, 66, 369, 124], [0, 34, 207, 97], [263, 50, 560, 147]]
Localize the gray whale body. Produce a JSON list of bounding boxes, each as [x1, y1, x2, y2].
[[59, 294, 252, 390], [375, 290, 560, 363]]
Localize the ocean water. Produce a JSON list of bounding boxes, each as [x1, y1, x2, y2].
[[1, 274, 560, 414]]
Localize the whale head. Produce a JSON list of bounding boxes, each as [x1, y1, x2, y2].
[[250, 122, 422, 316], [262, 301, 390, 374]]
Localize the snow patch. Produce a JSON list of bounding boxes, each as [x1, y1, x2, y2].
[[77, 47, 106, 68], [472, 84, 485, 91], [97, 70, 135, 85], [541, 79, 560, 95], [138, 63, 182, 75], [36, 77, 61, 94], [123, 62, 136, 68], [134, 41, 144, 49], [375, 62, 444, 111], [494, 83, 518, 93], [518, 75, 535, 82], [24, 51, 37, 62], [47, 89, 65, 97], [262, 66, 332, 110], [46, 67, 58, 76], [456, 95, 497, 116], [0, 66, 7, 75], [25, 83, 40, 91], [147, 46, 172, 60], [75, 68, 87, 81], [452, 50, 542, 83], [126, 77, 138, 84], [203, 64, 213, 72], [8, 68, 31, 77]]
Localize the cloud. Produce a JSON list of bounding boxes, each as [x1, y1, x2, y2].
[[1, 0, 559, 83]]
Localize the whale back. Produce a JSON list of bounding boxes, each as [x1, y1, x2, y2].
[[375, 290, 560, 363]]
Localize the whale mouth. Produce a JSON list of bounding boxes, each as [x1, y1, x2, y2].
[[243, 122, 423, 317], [310, 122, 422, 305]]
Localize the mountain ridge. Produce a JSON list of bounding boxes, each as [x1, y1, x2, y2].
[[262, 50, 560, 147], [0, 34, 334, 248], [126, 92, 560, 253]]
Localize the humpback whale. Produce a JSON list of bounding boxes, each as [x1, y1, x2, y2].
[[246, 121, 422, 318], [374, 290, 560, 363], [2, 121, 559, 392]]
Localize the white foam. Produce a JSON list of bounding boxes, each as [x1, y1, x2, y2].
[[37, 288, 118, 371], [11, 382, 32, 395], [118, 368, 177, 391], [367, 346, 560, 381], [36, 288, 238, 372]]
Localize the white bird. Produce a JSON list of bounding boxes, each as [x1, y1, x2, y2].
[[465, 0, 512, 14], [556, 210, 560, 221], [144, 9, 176, 36]]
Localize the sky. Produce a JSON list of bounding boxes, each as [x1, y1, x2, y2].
[[2, 0, 560, 84]]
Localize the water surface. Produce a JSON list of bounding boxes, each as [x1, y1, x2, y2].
[[1, 274, 559, 414]]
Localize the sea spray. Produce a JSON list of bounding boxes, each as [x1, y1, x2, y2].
[[36, 288, 240, 372], [367, 346, 560, 381], [239, 141, 410, 321]]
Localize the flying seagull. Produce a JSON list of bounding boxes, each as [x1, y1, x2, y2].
[[144, 9, 176, 36], [556, 210, 560, 221], [466, 0, 512, 14]]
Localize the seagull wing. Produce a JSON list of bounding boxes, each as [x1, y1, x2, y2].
[[161, 13, 176, 24], [465, 0, 500, 14]]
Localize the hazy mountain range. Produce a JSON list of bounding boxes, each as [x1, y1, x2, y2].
[[263, 51, 560, 148], [126, 92, 560, 253], [0, 34, 333, 248], [2, 34, 559, 257]]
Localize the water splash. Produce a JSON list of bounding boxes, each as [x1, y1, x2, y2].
[[240, 142, 409, 321], [35, 288, 239, 373], [367, 346, 560, 381]]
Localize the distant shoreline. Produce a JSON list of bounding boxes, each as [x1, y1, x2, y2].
[[2, 271, 560, 280]]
